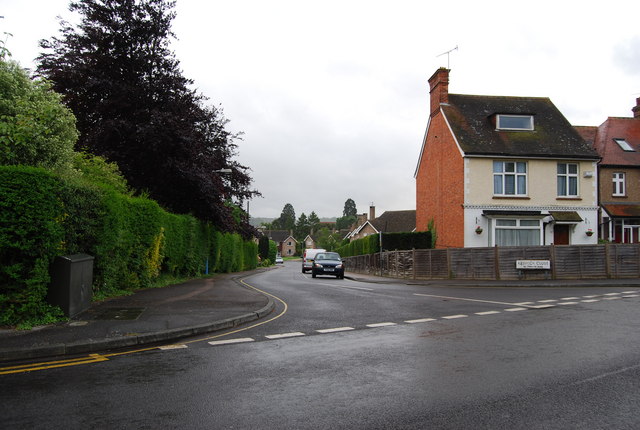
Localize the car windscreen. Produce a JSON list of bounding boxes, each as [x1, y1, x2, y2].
[[323, 253, 340, 260]]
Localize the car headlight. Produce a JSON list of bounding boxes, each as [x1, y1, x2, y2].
[[314, 263, 322, 268], [336, 264, 343, 269]]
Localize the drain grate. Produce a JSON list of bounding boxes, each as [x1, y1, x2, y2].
[[94, 307, 146, 320]]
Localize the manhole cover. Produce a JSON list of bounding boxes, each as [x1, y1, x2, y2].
[[94, 308, 145, 320]]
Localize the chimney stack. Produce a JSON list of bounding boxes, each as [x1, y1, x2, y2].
[[369, 205, 376, 221], [633, 97, 640, 119], [428, 68, 450, 117]]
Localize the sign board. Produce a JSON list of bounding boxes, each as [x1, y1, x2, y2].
[[516, 260, 551, 270]]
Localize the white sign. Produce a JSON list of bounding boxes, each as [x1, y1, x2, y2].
[[516, 260, 551, 270]]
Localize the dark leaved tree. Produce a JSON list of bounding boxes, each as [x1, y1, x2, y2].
[[37, 0, 259, 237]]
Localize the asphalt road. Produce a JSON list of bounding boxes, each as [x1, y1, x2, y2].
[[3, 261, 640, 429]]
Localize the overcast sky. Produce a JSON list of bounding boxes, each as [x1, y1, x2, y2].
[[2, 0, 639, 219]]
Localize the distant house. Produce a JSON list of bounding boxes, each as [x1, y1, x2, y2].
[[303, 235, 317, 249], [347, 206, 416, 241], [262, 230, 297, 256], [415, 68, 600, 248], [577, 98, 640, 242]]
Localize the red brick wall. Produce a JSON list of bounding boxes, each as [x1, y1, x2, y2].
[[415, 113, 464, 248]]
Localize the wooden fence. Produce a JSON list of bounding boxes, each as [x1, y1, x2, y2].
[[342, 244, 640, 280]]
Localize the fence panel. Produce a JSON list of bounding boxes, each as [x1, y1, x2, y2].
[[342, 244, 640, 281], [609, 244, 640, 278]]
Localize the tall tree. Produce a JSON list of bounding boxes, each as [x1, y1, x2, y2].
[[295, 213, 310, 239], [36, 0, 259, 236], [343, 198, 357, 217], [308, 211, 320, 233], [277, 203, 296, 231]]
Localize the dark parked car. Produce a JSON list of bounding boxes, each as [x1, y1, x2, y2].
[[311, 252, 344, 279]]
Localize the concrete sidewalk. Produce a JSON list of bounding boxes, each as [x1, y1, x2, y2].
[[0, 270, 274, 363]]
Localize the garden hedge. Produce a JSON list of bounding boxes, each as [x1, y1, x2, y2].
[[0, 165, 258, 326]]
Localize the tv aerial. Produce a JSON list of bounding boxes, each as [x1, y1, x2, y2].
[[436, 45, 458, 69]]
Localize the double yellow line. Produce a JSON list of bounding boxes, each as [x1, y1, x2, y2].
[[0, 278, 288, 375]]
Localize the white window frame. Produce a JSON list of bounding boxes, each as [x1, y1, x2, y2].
[[492, 218, 542, 246], [493, 161, 527, 196], [557, 163, 579, 197], [613, 172, 626, 196], [496, 114, 534, 131]]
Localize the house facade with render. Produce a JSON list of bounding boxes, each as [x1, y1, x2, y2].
[[577, 98, 640, 242], [415, 68, 600, 248]]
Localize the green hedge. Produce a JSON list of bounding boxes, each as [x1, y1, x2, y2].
[[0, 166, 258, 326], [336, 232, 433, 257], [0, 166, 65, 326]]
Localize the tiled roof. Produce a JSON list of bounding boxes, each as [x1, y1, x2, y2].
[[263, 230, 295, 242], [592, 117, 640, 166], [602, 204, 640, 218], [442, 94, 599, 159], [371, 210, 416, 233]]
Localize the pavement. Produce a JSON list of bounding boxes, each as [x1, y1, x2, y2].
[[3, 266, 640, 363]]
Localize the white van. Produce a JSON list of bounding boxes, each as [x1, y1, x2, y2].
[[302, 248, 326, 273]]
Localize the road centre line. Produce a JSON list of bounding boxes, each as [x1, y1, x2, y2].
[[366, 322, 397, 327], [442, 314, 468, 319], [475, 311, 501, 315], [414, 293, 541, 308], [316, 327, 355, 334], [208, 338, 255, 346], [581, 299, 600, 303], [316, 282, 374, 291], [405, 318, 437, 323], [265, 332, 305, 340]]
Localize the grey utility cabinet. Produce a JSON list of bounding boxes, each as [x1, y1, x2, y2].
[[47, 254, 94, 318]]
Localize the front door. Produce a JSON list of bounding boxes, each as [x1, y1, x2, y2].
[[554, 225, 570, 245]]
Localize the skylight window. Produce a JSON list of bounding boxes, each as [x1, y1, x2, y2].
[[496, 115, 534, 131], [614, 138, 634, 152]]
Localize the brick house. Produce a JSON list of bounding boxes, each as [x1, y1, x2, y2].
[[577, 98, 640, 242], [262, 230, 297, 256], [415, 68, 600, 248]]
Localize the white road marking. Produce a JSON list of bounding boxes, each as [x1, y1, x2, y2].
[[265, 332, 305, 340], [208, 338, 255, 346], [414, 293, 533, 307], [538, 299, 558, 303], [557, 301, 579, 305], [475, 311, 501, 316], [366, 322, 397, 328], [316, 327, 355, 334], [441, 314, 468, 319], [604, 293, 621, 296], [159, 344, 188, 350], [514, 302, 534, 305], [604, 297, 621, 300], [623, 294, 640, 298], [405, 318, 437, 324], [622, 291, 638, 294], [504, 307, 527, 312], [561, 297, 580, 300], [319, 282, 374, 291], [583, 295, 599, 298], [581, 299, 599, 303], [529, 304, 556, 309]]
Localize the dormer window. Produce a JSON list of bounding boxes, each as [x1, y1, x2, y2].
[[614, 138, 634, 152], [496, 114, 534, 131]]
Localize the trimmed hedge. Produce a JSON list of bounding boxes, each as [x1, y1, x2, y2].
[[0, 166, 65, 326], [336, 232, 433, 257], [0, 165, 258, 326]]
